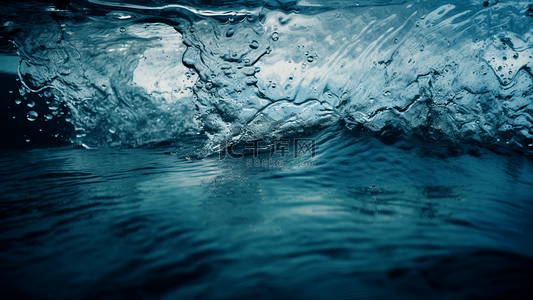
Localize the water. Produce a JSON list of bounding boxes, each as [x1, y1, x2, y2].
[[1, 0, 533, 299]]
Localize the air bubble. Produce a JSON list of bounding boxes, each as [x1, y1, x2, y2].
[[44, 114, 53, 121], [44, 90, 52, 97], [394, 39, 398, 43], [502, 56, 507, 61], [420, 45, 425, 51], [109, 127, 116, 134], [272, 32, 279, 41], [15, 99, 21, 105], [513, 53, 519, 60], [226, 28, 234, 38], [497, 66, 502, 71], [249, 40, 259, 49], [119, 27, 126, 33], [27, 100, 35, 108], [27, 111, 38, 121], [307, 56, 314, 62]]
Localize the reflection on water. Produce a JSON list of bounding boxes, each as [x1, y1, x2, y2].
[[1, 131, 532, 299]]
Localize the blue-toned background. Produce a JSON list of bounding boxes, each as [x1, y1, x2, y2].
[[1, 0, 533, 299]]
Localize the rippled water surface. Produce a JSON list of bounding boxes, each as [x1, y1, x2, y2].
[[2, 132, 533, 299], [1, 0, 533, 299]]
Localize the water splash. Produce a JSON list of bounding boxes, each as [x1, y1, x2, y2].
[[6, 0, 533, 154]]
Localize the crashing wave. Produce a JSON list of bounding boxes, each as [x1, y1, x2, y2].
[[5, 0, 533, 154]]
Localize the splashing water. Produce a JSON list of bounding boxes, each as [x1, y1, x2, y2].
[[1, 0, 532, 154], [2, 1, 533, 299]]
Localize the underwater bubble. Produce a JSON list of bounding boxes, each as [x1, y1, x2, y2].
[[27, 111, 38, 121], [226, 28, 234, 37], [498, 66, 503, 71], [394, 39, 398, 43], [25, 138, 30, 142], [513, 53, 519, 59], [249, 40, 259, 49], [307, 56, 314, 62], [15, 99, 21, 105], [420, 45, 425, 51], [503, 56, 507, 61], [119, 27, 126, 33], [109, 127, 116, 134], [44, 114, 53, 121], [272, 32, 279, 41], [44, 90, 52, 97], [27, 100, 35, 108]]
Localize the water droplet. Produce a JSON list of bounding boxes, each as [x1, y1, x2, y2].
[[508, 71, 512, 75], [8, 90, 13, 94], [26, 138, 30, 143], [119, 27, 126, 33], [307, 56, 314, 62], [513, 53, 519, 60], [109, 127, 116, 134], [420, 45, 425, 51], [497, 66, 503, 71], [44, 114, 53, 121], [27, 111, 38, 121], [272, 32, 279, 41], [226, 28, 234, 38], [394, 38, 398, 43], [249, 40, 259, 49], [502, 56, 507, 61], [44, 90, 52, 97], [15, 99, 21, 105], [27, 100, 35, 108]]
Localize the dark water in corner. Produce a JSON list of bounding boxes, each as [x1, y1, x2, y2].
[[2, 0, 533, 299]]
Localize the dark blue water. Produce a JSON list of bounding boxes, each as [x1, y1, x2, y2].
[[2, 130, 533, 299], [2, 0, 533, 299]]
